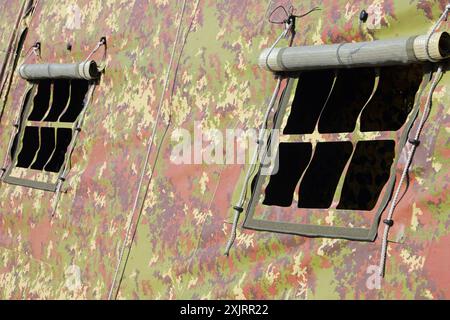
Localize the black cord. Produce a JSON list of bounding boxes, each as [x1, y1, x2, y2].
[[268, 4, 321, 25]]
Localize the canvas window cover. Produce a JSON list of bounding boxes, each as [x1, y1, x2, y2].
[[2, 79, 91, 191], [243, 64, 432, 241]]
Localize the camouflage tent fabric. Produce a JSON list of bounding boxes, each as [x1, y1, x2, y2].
[[0, 0, 449, 299]]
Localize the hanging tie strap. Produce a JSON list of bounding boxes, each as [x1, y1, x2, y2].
[[224, 78, 283, 256], [50, 83, 97, 217], [224, 7, 303, 256], [264, 5, 320, 71], [425, 5, 450, 62], [224, 5, 321, 256], [48, 38, 105, 217], [18, 39, 106, 81], [21, 41, 41, 65], [378, 5, 449, 278], [84, 37, 107, 71], [378, 64, 444, 277]]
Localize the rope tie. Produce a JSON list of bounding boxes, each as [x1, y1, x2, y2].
[[378, 64, 444, 277], [224, 8, 301, 256], [264, 22, 293, 71], [224, 78, 282, 256], [50, 83, 96, 218], [84, 37, 107, 62], [21, 42, 41, 65], [378, 4, 449, 278], [49, 37, 108, 217], [425, 4, 450, 62], [224, 5, 320, 256], [264, 5, 320, 71], [84, 37, 107, 73]]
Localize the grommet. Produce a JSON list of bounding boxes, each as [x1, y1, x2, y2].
[[408, 138, 420, 146], [100, 36, 107, 45], [59, 177, 66, 182], [383, 219, 394, 227], [75, 127, 81, 132], [233, 205, 244, 213], [359, 9, 368, 23], [1, 168, 6, 172], [67, 43, 72, 51]]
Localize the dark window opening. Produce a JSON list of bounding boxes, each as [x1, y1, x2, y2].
[[10, 79, 90, 177], [44, 128, 72, 173], [16, 126, 39, 168], [283, 70, 335, 134], [297, 142, 353, 208], [360, 65, 423, 132], [60, 80, 89, 122], [318, 68, 375, 133], [43, 80, 70, 121], [247, 64, 424, 241], [263, 143, 312, 207], [15, 127, 72, 173], [337, 140, 395, 210], [30, 127, 55, 170], [28, 80, 51, 121]]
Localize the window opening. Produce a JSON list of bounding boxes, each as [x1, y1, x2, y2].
[[337, 140, 395, 211], [2, 77, 94, 191], [297, 141, 353, 209], [243, 64, 430, 241]]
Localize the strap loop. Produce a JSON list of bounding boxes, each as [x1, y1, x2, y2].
[[425, 5, 450, 62], [84, 37, 107, 71], [378, 64, 444, 278], [408, 138, 420, 146], [20, 41, 41, 66], [223, 5, 320, 256]]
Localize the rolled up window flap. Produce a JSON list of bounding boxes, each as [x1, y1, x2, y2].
[[259, 32, 450, 72], [18, 60, 100, 80]]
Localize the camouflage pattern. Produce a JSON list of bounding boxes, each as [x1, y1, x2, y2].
[[0, 0, 448, 299]]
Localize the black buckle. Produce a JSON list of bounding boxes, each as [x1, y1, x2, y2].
[[359, 10, 369, 23], [408, 138, 420, 146], [383, 219, 394, 227]]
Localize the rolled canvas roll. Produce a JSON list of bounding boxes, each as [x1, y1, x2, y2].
[[259, 32, 450, 72], [18, 60, 100, 80]]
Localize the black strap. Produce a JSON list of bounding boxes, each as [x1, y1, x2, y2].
[[408, 138, 420, 146]]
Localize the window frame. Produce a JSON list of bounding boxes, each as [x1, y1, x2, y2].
[[242, 66, 433, 241], [2, 79, 94, 191]]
